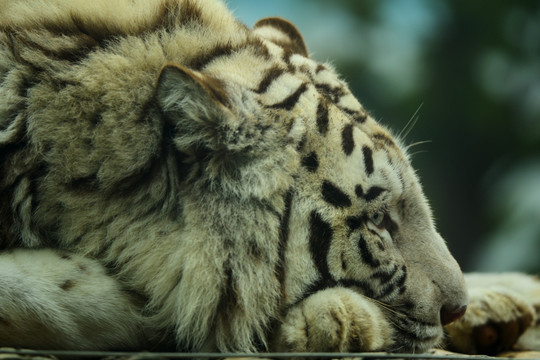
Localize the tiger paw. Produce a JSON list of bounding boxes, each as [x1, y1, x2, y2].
[[444, 288, 535, 355], [275, 287, 394, 352]]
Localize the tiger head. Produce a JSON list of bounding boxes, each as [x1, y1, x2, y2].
[[156, 15, 468, 352]]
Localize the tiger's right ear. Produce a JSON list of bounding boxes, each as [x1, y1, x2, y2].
[[253, 17, 309, 57], [156, 64, 230, 151]]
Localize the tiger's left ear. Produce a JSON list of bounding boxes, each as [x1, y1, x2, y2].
[[253, 17, 308, 57]]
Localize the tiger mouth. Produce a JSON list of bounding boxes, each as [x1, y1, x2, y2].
[[389, 316, 443, 353]]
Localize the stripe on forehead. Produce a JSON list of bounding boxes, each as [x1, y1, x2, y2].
[[255, 66, 285, 94], [288, 53, 318, 74], [259, 72, 304, 106], [362, 146, 374, 175], [312, 63, 342, 88], [268, 83, 308, 110]]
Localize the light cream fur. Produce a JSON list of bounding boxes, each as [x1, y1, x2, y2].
[[0, 249, 147, 349]]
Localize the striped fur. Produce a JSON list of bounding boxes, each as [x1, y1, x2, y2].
[[0, 0, 474, 353]]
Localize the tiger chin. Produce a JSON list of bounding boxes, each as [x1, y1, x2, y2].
[[0, 0, 536, 356]]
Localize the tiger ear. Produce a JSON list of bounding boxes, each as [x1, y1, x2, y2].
[[157, 63, 229, 113], [156, 64, 230, 151], [253, 17, 308, 57]]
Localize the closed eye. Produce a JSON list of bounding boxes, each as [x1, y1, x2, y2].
[[369, 210, 398, 237]]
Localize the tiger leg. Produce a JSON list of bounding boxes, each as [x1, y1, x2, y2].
[[0, 248, 149, 350], [274, 287, 394, 352], [444, 273, 540, 355]]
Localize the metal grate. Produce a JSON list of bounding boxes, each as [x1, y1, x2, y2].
[[0, 349, 537, 360]]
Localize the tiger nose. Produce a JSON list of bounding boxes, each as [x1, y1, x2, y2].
[[440, 304, 467, 326]]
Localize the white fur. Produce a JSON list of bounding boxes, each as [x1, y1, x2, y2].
[[0, 249, 147, 350]]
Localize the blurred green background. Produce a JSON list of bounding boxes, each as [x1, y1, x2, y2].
[[226, 0, 540, 273]]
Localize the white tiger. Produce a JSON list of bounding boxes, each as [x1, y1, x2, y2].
[[0, 0, 538, 355]]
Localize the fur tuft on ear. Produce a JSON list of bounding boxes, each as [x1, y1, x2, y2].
[[156, 64, 231, 152], [253, 17, 308, 57], [157, 64, 229, 112]]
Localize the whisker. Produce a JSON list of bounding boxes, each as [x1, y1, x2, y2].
[[366, 298, 407, 318], [388, 318, 407, 332], [397, 103, 424, 141], [409, 149, 429, 158], [406, 140, 432, 151]]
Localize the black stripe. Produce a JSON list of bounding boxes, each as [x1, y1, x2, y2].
[[341, 123, 355, 156], [177, 0, 203, 25], [36, 0, 191, 40], [382, 213, 399, 236], [339, 278, 375, 299], [372, 132, 396, 147], [377, 281, 397, 300], [216, 261, 238, 339], [390, 326, 439, 347], [321, 180, 352, 208], [281, 50, 295, 72], [35, 16, 116, 47], [364, 186, 385, 202], [277, 190, 293, 285], [296, 134, 307, 152], [342, 108, 367, 123], [357, 235, 380, 268], [294, 277, 337, 305], [90, 112, 104, 125], [376, 265, 407, 299], [16, 35, 97, 64], [223, 264, 236, 310], [396, 265, 407, 293], [354, 184, 364, 198], [268, 83, 308, 110], [316, 100, 329, 135], [255, 66, 285, 94], [354, 113, 367, 123], [371, 264, 398, 284], [309, 211, 333, 280], [346, 215, 366, 233], [315, 83, 346, 103], [68, 173, 99, 191], [190, 42, 238, 70], [301, 152, 319, 172], [247, 239, 264, 260], [362, 146, 374, 175], [136, 97, 159, 124], [398, 301, 416, 312], [315, 64, 327, 74], [19, 75, 40, 99]]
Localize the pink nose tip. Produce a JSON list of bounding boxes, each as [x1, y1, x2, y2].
[[440, 304, 467, 326]]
